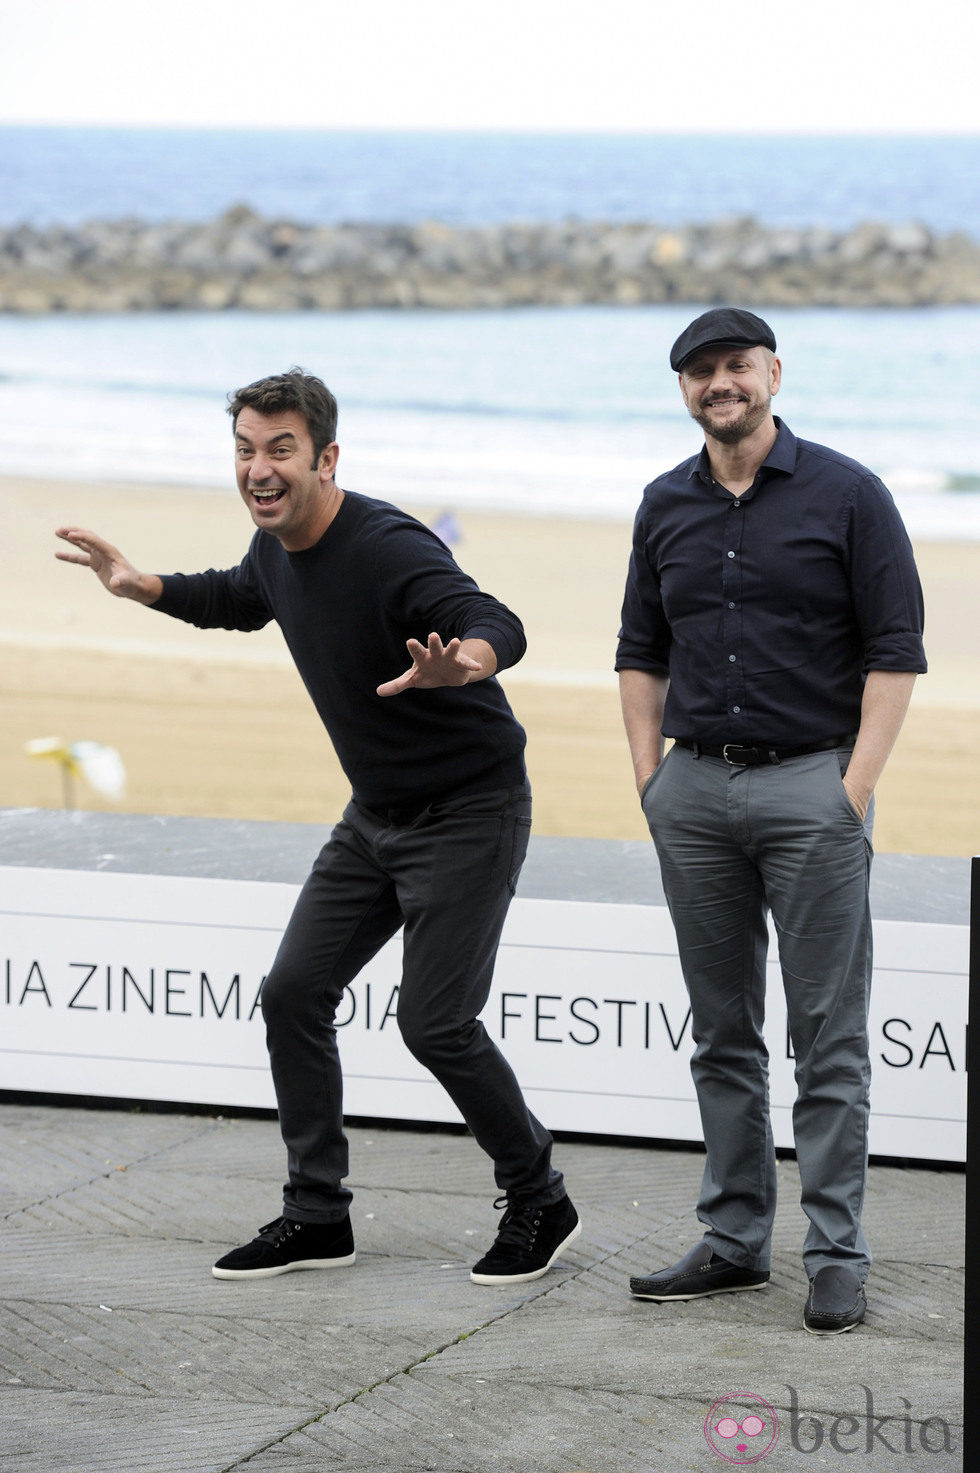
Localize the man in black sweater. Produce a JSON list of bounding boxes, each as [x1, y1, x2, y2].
[[56, 368, 579, 1285]]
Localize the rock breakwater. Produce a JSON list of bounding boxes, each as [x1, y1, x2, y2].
[[2, 207, 978, 312]]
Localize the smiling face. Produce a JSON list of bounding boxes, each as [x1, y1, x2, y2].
[[234, 406, 340, 551], [679, 343, 781, 446]]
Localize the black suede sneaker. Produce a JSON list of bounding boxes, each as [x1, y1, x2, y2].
[[212, 1215, 355, 1280], [470, 1194, 581, 1284]]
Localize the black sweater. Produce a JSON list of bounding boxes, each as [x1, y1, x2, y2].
[[153, 491, 528, 808]]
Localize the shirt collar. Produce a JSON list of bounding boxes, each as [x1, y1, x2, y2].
[[689, 417, 798, 489], [763, 418, 797, 475]]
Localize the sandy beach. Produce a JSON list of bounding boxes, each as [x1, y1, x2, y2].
[[2, 476, 977, 856]]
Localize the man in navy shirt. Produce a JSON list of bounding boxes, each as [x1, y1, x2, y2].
[[56, 368, 580, 1287], [617, 310, 925, 1334]]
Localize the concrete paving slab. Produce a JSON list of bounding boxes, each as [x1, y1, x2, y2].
[[0, 1102, 963, 1472], [1, 1388, 313, 1473], [2, 1295, 427, 1405]]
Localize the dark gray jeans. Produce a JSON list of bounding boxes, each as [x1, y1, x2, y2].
[[643, 744, 874, 1279], [261, 782, 563, 1221]]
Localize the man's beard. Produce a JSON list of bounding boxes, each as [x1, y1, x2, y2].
[[691, 394, 771, 444]]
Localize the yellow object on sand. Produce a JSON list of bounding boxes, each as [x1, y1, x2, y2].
[[25, 737, 126, 806]]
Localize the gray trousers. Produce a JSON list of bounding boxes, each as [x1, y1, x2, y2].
[[260, 782, 563, 1221], [642, 744, 874, 1279]]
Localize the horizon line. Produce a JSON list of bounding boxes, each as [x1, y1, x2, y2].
[[1, 120, 978, 139]]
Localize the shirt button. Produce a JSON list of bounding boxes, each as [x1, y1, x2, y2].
[[733, 706, 741, 713], [728, 654, 736, 662], [727, 551, 735, 559], [728, 601, 736, 609]]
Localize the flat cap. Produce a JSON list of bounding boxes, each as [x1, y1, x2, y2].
[[670, 308, 776, 372]]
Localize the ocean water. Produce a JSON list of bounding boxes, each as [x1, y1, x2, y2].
[[2, 128, 978, 538], [3, 304, 979, 537], [2, 128, 978, 234]]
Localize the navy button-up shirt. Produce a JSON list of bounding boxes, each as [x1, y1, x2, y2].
[[615, 419, 927, 747]]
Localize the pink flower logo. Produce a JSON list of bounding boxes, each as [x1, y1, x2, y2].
[[704, 1392, 780, 1464]]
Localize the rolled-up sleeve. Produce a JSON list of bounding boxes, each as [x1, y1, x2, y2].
[[845, 476, 927, 674], [615, 504, 672, 674]]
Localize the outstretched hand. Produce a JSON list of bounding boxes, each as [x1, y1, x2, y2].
[[55, 526, 161, 605], [377, 633, 487, 698]]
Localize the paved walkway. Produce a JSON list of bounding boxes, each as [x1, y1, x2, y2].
[[2, 1102, 963, 1471]]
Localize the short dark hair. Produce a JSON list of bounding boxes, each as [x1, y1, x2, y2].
[[227, 368, 338, 466]]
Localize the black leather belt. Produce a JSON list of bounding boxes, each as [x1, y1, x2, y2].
[[673, 734, 856, 766]]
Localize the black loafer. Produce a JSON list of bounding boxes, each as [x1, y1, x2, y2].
[[803, 1265, 867, 1335], [630, 1239, 769, 1301]]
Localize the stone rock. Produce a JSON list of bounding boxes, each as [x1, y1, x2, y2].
[[0, 210, 977, 313]]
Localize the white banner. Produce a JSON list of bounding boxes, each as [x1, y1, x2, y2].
[[0, 866, 967, 1161]]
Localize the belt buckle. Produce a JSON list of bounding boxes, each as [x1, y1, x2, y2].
[[722, 743, 748, 765]]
